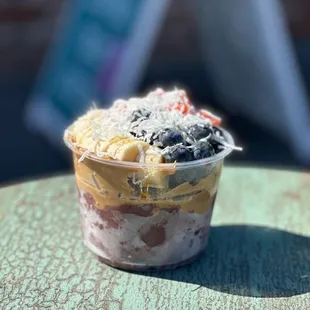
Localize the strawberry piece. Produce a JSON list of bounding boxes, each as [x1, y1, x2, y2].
[[169, 102, 194, 116], [198, 109, 222, 126], [167, 90, 195, 116]]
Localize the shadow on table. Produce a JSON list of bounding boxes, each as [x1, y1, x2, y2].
[[143, 225, 310, 297]]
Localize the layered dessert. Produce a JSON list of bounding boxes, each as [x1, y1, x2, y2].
[[64, 88, 240, 270]]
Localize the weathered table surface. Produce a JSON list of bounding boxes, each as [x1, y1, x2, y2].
[[0, 167, 309, 310]]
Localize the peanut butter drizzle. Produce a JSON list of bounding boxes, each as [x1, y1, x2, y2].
[[73, 154, 222, 214]]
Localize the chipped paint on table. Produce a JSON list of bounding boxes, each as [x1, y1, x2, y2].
[[0, 167, 309, 309]]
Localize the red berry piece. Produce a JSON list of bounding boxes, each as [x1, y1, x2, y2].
[[84, 192, 95, 208], [117, 204, 154, 217], [140, 225, 166, 247], [97, 208, 120, 230]]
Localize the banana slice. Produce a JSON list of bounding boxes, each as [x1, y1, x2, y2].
[[106, 137, 149, 162], [101, 136, 123, 152], [90, 135, 167, 187], [144, 147, 164, 164], [137, 146, 167, 187], [71, 109, 105, 150]]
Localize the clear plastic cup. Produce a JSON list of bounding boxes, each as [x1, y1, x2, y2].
[[64, 128, 234, 271]]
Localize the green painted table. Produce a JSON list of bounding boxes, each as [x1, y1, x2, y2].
[[0, 167, 310, 310]]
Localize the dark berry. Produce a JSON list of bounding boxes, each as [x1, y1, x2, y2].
[[158, 128, 183, 147], [194, 148, 213, 159], [209, 140, 223, 154], [189, 124, 212, 141], [163, 145, 193, 163], [193, 141, 215, 160], [133, 130, 158, 145], [128, 109, 151, 123], [212, 126, 223, 137]]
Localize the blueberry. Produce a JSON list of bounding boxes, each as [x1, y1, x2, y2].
[[189, 124, 212, 141], [193, 141, 215, 160], [194, 148, 213, 160], [209, 140, 223, 154], [128, 109, 151, 123], [163, 146, 193, 163], [210, 127, 225, 154], [158, 129, 183, 147]]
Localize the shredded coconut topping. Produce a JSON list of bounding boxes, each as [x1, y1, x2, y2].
[[66, 88, 241, 162]]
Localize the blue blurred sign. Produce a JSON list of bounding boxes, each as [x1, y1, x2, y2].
[[25, 0, 170, 149]]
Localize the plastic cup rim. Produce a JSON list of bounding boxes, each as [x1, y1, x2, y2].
[[64, 127, 235, 169]]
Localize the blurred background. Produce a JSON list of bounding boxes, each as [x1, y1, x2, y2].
[[1, 0, 310, 185]]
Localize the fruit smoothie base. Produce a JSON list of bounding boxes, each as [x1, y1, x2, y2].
[[64, 88, 240, 271]]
